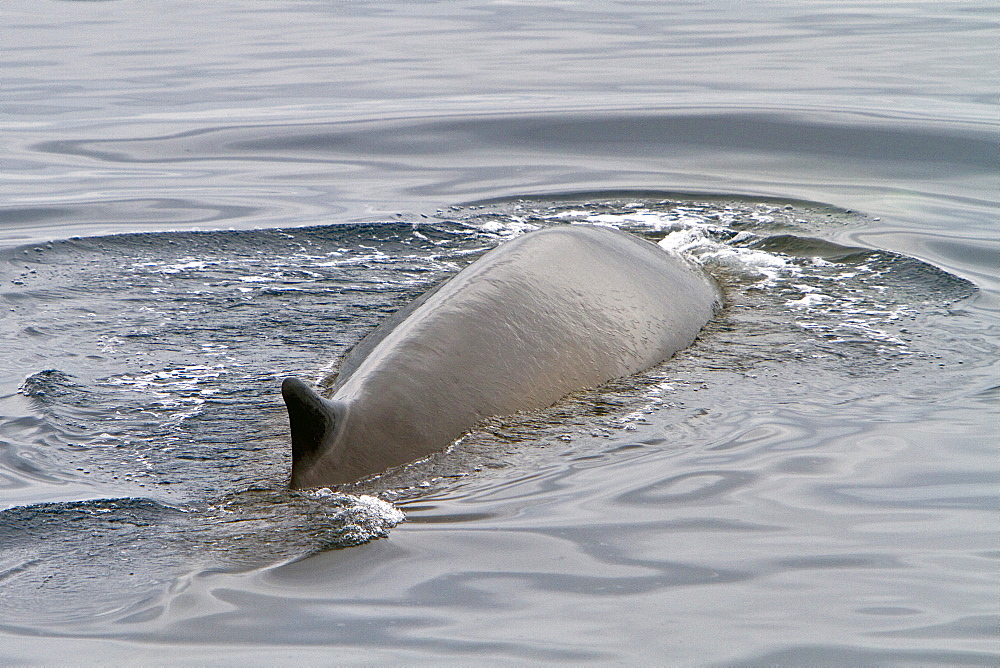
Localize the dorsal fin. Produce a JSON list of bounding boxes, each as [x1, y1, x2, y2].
[[281, 377, 339, 468]]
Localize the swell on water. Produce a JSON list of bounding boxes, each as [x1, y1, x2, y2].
[[0, 192, 983, 636]]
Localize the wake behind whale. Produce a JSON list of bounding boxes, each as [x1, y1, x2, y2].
[[281, 224, 721, 488]]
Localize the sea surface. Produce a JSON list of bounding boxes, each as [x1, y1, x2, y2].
[[2, 1, 998, 664]]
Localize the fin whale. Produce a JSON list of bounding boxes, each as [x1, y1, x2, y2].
[[282, 224, 721, 488]]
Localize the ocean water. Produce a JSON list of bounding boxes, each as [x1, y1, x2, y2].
[[2, 1, 998, 664]]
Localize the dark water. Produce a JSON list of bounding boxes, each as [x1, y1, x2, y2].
[[2, 1, 998, 664]]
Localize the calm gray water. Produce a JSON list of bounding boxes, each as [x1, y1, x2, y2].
[[2, 1, 998, 664]]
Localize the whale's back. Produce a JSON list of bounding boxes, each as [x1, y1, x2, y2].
[[285, 225, 720, 487]]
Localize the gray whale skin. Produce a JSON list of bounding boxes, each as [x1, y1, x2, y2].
[[282, 224, 720, 488]]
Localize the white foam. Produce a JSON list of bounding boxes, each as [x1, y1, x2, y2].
[[133, 258, 215, 274], [306, 489, 406, 526], [785, 293, 828, 308], [478, 219, 541, 236], [354, 494, 407, 525], [581, 209, 798, 285]]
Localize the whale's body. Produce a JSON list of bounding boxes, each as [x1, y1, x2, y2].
[[282, 224, 720, 488]]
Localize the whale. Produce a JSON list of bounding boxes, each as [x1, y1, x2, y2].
[[281, 224, 721, 488]]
